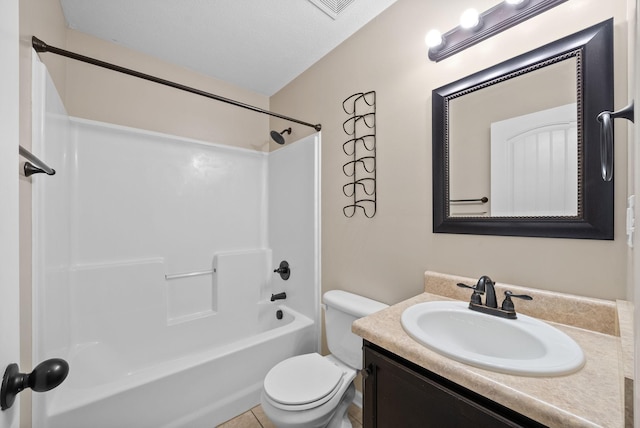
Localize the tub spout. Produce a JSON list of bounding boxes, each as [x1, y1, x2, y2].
[[270, 292, 287, 302]]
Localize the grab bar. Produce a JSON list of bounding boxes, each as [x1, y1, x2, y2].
[[165, 269, 214, 280], [451, 211, 488, 215], [597, 101, 634, 182], [450, 197, 489, 204], [19, 145, 56, 177]]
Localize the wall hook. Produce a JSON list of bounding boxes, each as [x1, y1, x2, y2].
[[597, 101, 634, 181]]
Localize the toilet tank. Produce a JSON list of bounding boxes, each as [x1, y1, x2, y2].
[[323, 290, 388, 370]]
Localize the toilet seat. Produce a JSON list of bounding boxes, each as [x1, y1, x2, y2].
[[263, 353, 345, 411]]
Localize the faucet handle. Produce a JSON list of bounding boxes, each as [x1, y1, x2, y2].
[[273, 261, 290, 280], [456, 283, 483, 305], [501, 290, 533, 312], [456, 282, 482, 292]]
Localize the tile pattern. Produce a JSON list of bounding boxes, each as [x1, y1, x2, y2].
[[217, 404, 363, 428], [217, 410, 263, 428]]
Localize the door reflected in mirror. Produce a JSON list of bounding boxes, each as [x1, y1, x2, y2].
[[448, 58, 578, 218]]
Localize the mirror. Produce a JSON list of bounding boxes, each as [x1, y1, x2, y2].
[[432, 19, 613, 239]]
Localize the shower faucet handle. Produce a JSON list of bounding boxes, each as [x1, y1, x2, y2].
[[273, 260, 290, 280]]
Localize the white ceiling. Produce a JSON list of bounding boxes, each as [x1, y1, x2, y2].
[[59, 0, 398, 96]]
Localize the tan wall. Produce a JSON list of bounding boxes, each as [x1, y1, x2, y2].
[[17, 0, 634, 421], [271, 0, 632, 304], [64, 30, 271, 151]]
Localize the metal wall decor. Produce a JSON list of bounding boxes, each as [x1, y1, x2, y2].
[[342, 91, 376, 218]]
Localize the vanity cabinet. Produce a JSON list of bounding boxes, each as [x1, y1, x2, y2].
[[362, 342, 546, 428]]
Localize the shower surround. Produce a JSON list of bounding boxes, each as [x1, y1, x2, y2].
[[31, 55, 320, 427]]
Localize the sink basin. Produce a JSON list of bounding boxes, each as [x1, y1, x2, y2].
[[401, 301, 585, 376]]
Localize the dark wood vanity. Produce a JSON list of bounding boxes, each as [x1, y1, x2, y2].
[[362, 342, 546, 428]]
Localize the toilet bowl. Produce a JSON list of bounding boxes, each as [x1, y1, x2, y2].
[[260, 291, 387, 428], [261, 354, 356, 428]]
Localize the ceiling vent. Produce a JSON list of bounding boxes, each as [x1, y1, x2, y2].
[[308, 0, 356, 19]]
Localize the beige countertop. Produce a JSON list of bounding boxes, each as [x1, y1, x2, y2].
[[352, 271, 633, 428]]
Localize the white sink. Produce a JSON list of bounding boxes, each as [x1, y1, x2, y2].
[[401, 301, 585, 376]]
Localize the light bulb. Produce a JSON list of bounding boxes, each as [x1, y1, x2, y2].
[[425, 29, 444, 49], [460, 8, 480, 29], [506, 0, 528, 7]]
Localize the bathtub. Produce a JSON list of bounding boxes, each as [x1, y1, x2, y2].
[[32, 59, 321, 428], [41, 304, 315, 428]]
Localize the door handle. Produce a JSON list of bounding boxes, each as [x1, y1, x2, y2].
[[0, 358, 69, 410]]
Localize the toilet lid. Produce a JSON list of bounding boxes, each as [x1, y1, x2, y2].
[[264, 353, 345, 406]]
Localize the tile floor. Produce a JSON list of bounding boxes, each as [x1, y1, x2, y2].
[[216, 403, 363, 428]]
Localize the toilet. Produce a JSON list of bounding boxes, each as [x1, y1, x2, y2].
[[261, 290, 388, 428]]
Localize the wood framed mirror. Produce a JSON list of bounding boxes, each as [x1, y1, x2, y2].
[[432, 19, 613, 239]]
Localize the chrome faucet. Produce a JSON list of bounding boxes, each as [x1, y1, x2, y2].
[[457, 276, 532, 319]]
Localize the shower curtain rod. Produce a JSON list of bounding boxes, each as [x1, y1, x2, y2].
[[32, 37, 322, 132], [19, 145, 56, 176]]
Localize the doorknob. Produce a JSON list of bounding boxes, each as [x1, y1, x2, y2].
[[0, 358, 69, 410]]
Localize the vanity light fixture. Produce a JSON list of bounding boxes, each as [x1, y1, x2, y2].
[[459, 8, 481, 30], [426, 0, 567, 62], [425, 29, 444, 50]]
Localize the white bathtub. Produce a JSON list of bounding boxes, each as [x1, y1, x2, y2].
[[32, 59, 321, 428], [43, 304, 314, 428]]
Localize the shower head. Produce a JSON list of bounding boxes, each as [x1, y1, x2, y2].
[[270, 128, 292, 145]]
